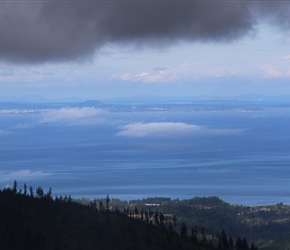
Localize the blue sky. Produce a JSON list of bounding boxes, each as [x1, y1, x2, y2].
[[1, 2, 290, 101]]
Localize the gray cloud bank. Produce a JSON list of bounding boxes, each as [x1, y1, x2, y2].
[[1, 1, 290, 63]]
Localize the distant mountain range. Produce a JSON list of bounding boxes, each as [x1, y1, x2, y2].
[[0, 95, 289, 112], [1, 94, 290, 105], [0, 100, 105, 110]]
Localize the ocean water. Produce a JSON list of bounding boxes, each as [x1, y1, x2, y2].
[[1, 106, 290, 205]]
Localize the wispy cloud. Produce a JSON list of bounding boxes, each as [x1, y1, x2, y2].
[[0, 169, 52, 182], [0, 67, 46, 82], [40, 107, 106, 125], [110, 63, 191, 83], [15, 123, 34, 129], [117, 122, 243, 138], [282, 55, 290, 61], [0, 130, 10, 135], [110, 62, 249, 83], [260, 64, 282, 78], [260, 63, 290, 79]]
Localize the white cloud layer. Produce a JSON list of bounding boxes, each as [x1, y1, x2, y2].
[[40, 107, 106, 125], [0, 169, 52, 182], [117, 122, 243, 138]]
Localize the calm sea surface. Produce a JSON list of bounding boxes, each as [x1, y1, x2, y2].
[[1, 106, 290, 205]]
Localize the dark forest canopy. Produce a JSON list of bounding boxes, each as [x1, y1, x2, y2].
[[0, 181, 262, 250]]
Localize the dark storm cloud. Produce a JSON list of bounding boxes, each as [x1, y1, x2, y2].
[[0, 1, 289, 63]]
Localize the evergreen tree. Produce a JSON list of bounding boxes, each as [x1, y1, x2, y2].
[[221, 229, 230, 250], [229, 236, 234, 250], [190, 227, 198, 244], [159, 212, 165, 226], [23, 183, 27, 196], [173, 215, 177, 229], [29, 185, 34, 197], [134, 206, 139, 217], [201, 227, 207, 244], [99, 200, 104, 211], [46, 187, 52, 199], [250, 242, 258, 250], [236, 236, 242, 250], [36, 186, 44, 198], [180, 222, 187, 240], [154, 211, 159, 225], [140, 208, 144, 220], [241, 237, 249, 250], [106, 195, 110, 211], [13, 180, 18, 194], [168, 222, 174, 235], [145, 210, 149, 224]]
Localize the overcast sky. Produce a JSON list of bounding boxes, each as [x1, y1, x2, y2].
[[1, 0, 290, 101]]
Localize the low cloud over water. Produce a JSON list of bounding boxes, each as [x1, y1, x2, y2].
[[117, 122, 243, 137]]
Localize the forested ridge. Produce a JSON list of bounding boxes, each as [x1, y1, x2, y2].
[[0, 182, 258, 250], [121, 197, 290, 249]]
